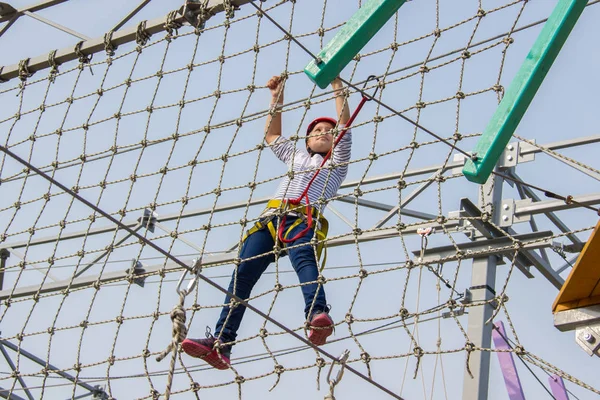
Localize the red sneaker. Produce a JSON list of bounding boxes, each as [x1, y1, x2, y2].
[[308, 312, 334, 345], [181, 336, 231, 370]]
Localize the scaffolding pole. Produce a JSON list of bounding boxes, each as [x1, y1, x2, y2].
[[462, 171, 503, 400]]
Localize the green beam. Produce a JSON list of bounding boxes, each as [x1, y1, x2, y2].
[[463, 0, 587, 184], [304, 0, 407, 89]]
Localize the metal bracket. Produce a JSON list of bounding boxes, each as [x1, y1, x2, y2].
[[449, 209, 476, 239], [499, 198, 532, 227], [442, 307, 466, 319], [127, 260, 146, 288], [442, 289, 471, 318], [140, 208, 157, 233], [451, 141, 534, 178], [498, 141, 536, 170], [554, 305, 600, 332], [92, 385, 109, 400], [451, 153, 468, 175], [461, 289, 473, 305], [0, 2, 17, 17], [575, 324, 600, 357]]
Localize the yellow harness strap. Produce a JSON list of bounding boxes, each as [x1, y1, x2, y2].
[[242, 199, 329, 270]]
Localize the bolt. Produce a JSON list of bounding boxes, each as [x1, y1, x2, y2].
[[507, 155, 513, 161], [502, 215, 509, 222], [503, 204, 509, 211], [583, 332, 595, 344], [507, 145, 514, 151]]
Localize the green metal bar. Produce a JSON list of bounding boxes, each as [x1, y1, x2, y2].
[[463, 0, 587, 184], [304, 0, 407, 89]]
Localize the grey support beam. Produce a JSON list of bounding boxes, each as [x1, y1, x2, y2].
[[0, 220, 462, 301], [519, 135, 600, 156], [513, 176, 552, 265], [460, 198, 535, 278], [0, 0, 69, 23], [508, 232, 564, 290], [0, 344, 34, 400], [554, 305, 600, 332], [73, 223, 142, 279], [336, 196, 437, 221], [373, 169, 444, 228], [0, 262, 154, 300], [412, 231, 554, 264], [0, 387, 25, 400], [509, 170, 583, 246], [0, 340, 105, 397], [6, 247, 59, 282], [554, 306, 600, 357], [555, 255, 577, 274], [0, 15, 17, 38], [542, 149, 600, 182], [514, 193, 600, 217], [462, 171, 504, 400], [22, 10, 90, 40], [0, 249, 8, 290], [0, 0, 254, 82], [111, 0, 152, 32], [3, 222, 136, 250]]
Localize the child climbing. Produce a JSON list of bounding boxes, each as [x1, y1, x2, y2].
[[181, 74, 351, 370]]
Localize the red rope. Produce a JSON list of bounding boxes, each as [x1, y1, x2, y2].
[[278, 90, 372, 244]]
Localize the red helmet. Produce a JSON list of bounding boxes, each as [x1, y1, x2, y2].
[[306, 117, 337, 136]]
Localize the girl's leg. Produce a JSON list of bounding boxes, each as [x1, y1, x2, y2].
[[285, 218, 328, 318], [215, 226, 275, 343]]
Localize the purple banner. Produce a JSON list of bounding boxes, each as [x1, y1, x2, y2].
[[548, 374, 569, 400], [492, 321, 526, 400]]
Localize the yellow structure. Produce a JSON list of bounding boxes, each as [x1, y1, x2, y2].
[[553, 220, 600, 313]]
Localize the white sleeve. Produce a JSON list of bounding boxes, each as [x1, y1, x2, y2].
[[270, 136, 300, 164]]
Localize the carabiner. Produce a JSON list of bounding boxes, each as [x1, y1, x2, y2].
[[175, 258, 203, 296], [326, 349, 350, 387], [361, 75, 380, 101]]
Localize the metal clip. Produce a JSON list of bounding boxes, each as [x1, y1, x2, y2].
[[417, 227, 435, 261], [417, 227, 435, 237], [175, 258, 202, 296], [362, 75, 379, 101], [325, 349, 350, 400]]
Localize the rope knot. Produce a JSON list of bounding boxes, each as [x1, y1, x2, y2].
[[156, 293, 187, 363], [399, 308, 409, 319], [361, 352, 371, 363], [412, 346, 423, 378]]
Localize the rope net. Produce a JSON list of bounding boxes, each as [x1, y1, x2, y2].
[[0, 0, 598, 399]]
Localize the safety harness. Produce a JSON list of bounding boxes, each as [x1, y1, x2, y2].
[[243, 77, 378, 269]]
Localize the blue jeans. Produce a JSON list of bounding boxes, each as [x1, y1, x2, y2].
[[215, 215, 328, 343]]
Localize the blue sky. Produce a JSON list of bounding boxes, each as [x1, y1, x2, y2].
[[0, 0, 599, 399]]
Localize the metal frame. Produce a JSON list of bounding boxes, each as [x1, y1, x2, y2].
[[554, 305, 600, 357], [0, 0, 69, 23], [462, 171, 503, 400], [0, 0, 254, 81], [0, 1, 89, 40], [0, 339, 107, 399], [0, 1, 598, 397], [111, 0, 152, 32], [1, 136, 597, 253], [0, 343, 34, 400]]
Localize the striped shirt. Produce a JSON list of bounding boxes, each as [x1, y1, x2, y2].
[[269, 127, 351, 214]]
